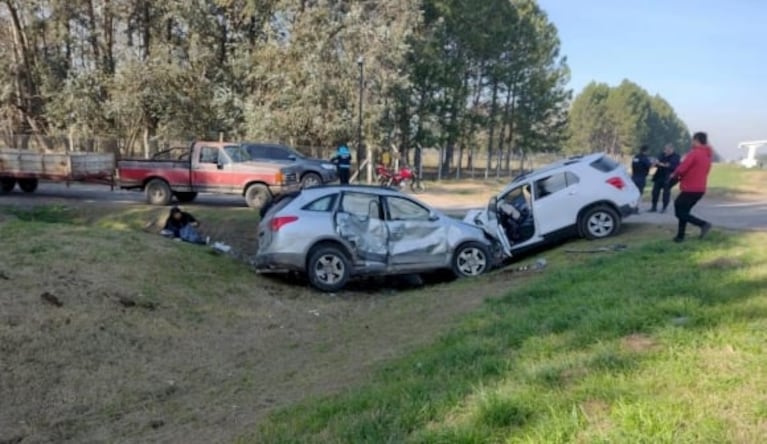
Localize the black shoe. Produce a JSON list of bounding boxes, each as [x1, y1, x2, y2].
[[648, 207, 657, 213], [700, 223, 712, 239], [673, 236, 684, 243], [660, 207, 667, 213]]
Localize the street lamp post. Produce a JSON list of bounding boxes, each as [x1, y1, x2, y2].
[[356, 57, 364, 180]]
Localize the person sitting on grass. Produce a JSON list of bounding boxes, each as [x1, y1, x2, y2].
[[160, 207, 208, 245]]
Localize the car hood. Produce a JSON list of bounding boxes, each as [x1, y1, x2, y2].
[[301, 157, 335, 167], [235, 161, 297, 173]]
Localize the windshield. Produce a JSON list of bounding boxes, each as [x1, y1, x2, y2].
[[285, 146, 306, 159], [224, 145, 252, 162]]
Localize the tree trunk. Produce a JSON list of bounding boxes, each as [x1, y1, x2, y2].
[[504, 83, 518, 174], [468, 62, 484, 178], [104, 0, 115, 74], [496, 86, 512, 178], [86, 0, 102, 66], [142, 0, 151, 60], [484, 80, 499, 180]]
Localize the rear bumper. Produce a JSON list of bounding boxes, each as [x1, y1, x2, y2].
[[253, 252, 305, 273], [619, 204, 639, 217]]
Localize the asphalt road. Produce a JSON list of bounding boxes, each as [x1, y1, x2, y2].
[[0, 182, 764, 231]]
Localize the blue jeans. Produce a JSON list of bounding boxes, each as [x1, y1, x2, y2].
[[179, 225, 205, 244]]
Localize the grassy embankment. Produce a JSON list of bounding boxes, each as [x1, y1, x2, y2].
[[244, 228, 767, 443], [705, 163, 767, 200]]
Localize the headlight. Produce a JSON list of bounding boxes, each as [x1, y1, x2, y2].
[[321, 163, 336, 171]]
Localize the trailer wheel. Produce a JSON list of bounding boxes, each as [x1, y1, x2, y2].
[[174, 192, 198, 203], [245, 183, 271, 209], [146, 179, 172, 206], [0, 178, 15, 194], [18, 178, 38, 193]]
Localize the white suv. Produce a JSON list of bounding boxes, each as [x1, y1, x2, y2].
[[464, 153, 640, 258]]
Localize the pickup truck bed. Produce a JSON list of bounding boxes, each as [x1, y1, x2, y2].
[[0, 149, 115, 193]]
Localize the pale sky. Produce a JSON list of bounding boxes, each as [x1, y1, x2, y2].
[[538, 0, 767, 160]]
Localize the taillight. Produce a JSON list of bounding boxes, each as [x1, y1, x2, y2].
[[269, 216, 298, 231], [606, 177, 625, 190]]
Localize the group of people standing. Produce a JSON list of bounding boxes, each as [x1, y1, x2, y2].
[[631, 132, 713, 242]]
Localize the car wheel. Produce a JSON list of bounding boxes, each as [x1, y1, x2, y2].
[[146, 179, 172, 205], [174, 191, 198, 203], [579, 205, 621, 240], [18, 178, 38, 193], [1, 178, 16, 194], [452, 242, 490, 278], [301, 172, 322, 188], [307, 246, 351, 292], [245, 183, 271, 209]]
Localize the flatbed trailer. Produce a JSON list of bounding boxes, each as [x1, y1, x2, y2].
[[0, 149, 115, 193]]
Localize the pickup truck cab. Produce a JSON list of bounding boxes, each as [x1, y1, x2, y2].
[[118, 141, 300, 208]]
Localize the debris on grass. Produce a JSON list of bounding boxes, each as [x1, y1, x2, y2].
[[40, 292, 63, 307], [501, 257, 548, 273], [564, 244, 628, 254], [0, 435, 25, 444], [117, 296, 158, 311]]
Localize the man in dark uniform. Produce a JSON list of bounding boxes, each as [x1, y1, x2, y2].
[[649, 143, 681, 213], [331, 143, 352, 185], [631, 145, 652, 196]]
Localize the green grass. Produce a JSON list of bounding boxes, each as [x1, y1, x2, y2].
[[705, 163, 767, 199], [240, 230, 767, 443]]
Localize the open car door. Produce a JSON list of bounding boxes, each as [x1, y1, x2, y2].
[[464, 196, 512, 257]]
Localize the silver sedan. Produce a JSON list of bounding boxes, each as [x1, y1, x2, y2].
[[254, 185, 498, 292]]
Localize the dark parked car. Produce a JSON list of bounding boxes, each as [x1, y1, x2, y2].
[[241, 143, 338, 188]]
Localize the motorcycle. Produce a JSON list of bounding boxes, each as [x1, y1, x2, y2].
[[375, 164, 426, 193]]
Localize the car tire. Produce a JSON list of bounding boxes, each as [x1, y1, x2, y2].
[[145, 179, 172, 205], [307, 245, 351, 292], [245, 183, 271, 209], [1, 178, 16, 193], [301, 172, 322, 188], [452, 241, 491, 278], [18, 178, 38, 193], [579, 205, 621, 240], [174, 191, 198, 203]]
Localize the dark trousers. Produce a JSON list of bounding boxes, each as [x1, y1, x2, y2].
[[632, 176, 647, 196], [674, 192, 707, 238], [338, 168, 350, 184], [651, 180, 672, 210]]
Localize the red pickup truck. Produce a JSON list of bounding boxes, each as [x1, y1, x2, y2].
[[118, 141, 300, 208]]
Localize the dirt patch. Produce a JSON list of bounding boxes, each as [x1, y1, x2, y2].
[[575, 399, 614, 442], [700, 257, 744, 270], [620, 333, 658, 353]]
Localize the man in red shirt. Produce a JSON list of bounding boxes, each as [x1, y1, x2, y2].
[[668, 132, 713, 242]]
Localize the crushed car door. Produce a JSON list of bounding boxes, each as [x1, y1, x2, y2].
[[383, 195, 448, 266], [333, 192, 389, 264]]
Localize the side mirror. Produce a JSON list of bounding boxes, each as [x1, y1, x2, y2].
[[216, 161, 224, 170], [428, 210, 440, 221], [288, 154, 297, 161]]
